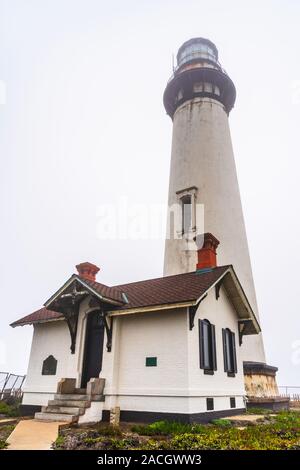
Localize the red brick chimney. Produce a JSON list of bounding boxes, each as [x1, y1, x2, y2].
[[76, 262, 100, 282], [196, 233, 220, 270]]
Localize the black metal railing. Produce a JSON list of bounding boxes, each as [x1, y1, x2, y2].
[[278, 386, 300, 401], [0, 372, 26, 400]]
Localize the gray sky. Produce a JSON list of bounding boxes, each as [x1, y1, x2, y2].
[[1, 0, 300, 387]]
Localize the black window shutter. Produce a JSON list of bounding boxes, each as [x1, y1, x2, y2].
[[232, 331, 237, 373], [199, 319, 204, 369], [211, 324, 217, 371], [222, 328, 228, 372]]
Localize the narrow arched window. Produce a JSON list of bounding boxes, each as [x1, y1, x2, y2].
[[222, 328, 237, 377], [41, 355, 57, 375], [181, 194, 192, 234], [199, 319, 217, 374]]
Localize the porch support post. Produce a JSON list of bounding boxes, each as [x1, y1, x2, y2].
[[238, 319, 254, 346], [64, 303, 80, 354], [189, 294, 207, 330], [215, 278, 224, 300]]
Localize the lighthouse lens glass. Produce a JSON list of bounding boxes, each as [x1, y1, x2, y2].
[[178, 42, 216, 67]]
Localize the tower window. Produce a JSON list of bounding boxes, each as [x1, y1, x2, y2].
[[204, 82, 213, 93], [181, 194, 192, 234], [194, 82, 203, 93], [177, 89, 183, 100], [176, 186, 198, 238], [199, 319, 217, 374], [222, 328, 237, 377]]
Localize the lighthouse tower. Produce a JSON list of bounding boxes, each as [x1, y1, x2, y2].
[[163, 38, 270, 374]]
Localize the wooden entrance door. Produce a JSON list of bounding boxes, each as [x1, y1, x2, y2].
[[81, 311, 105, 388]]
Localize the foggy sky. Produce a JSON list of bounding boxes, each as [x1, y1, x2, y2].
[[1, 0, 300, 388]]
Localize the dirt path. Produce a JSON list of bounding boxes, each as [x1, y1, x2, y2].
[[6, 419, 64, 450]]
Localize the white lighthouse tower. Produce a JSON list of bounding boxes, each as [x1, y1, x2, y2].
[[163, 38, 278, 395]]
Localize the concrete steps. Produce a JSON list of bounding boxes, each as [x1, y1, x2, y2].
[[34, 379, 106, 423], [48, 399, 90, 408], [35, 387, 91, 423], [54, 393, 88, 401], [41, 406, 85, 415], [35, 412, 78, 423]]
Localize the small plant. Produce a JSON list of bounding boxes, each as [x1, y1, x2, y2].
[[0, 439, 8, 449], [211, 418, 232, 427], [94, 425, 122, 437], [131, 420, 206, 436], [53, 435, 65, 449], [131, 421, 190, 436], [0, 424, 15, 450]]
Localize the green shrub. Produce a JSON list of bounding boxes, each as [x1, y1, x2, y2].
[[211, 418, 232, 427], [53, 435, 65, 449], [274, 411, 300, 427], [131, 420, 206, 436], [0, 439, 8, 449], [83, 436, 139, 450], [0, 400, 20, 417], [94, 425, 122, 437]]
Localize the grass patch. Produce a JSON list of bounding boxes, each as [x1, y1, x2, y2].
[[0, 424, 15, 450], [93, 425, 122, 437], [211, 418, 232, 427], [0, 440, 8, 449], [246, 407, 272, 415], [131, 420, 206, 436], [52, 411, 300, 450], [53, 435, 65, 449]]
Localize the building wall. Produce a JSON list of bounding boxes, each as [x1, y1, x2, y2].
[[102, 288, 247, 415], [102, 308, 189, 414], [22, 287, 249, 416], [187, 286, 245, 412], [163, 96, 266, 364]]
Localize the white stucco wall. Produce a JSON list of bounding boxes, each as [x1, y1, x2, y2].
[[187, 286, 245, 413], [102, 308, 189, 414], [23, 286, 249, 415], [163, 96, 266, 364], [102, 288, 247, 415]]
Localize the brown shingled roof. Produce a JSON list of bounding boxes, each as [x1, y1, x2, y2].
[[11, 307, 63, 327], [79, 277, 124, 304], [11, 266, 230, 327], [115, 266, 230, 309]]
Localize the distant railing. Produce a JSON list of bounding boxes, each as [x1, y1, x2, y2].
[[278, 386, 300, 401], [0, 372, 26, 400]]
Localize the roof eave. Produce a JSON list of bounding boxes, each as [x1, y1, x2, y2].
[[10, 316, 64, 328], [44, 275, 124, 310]]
